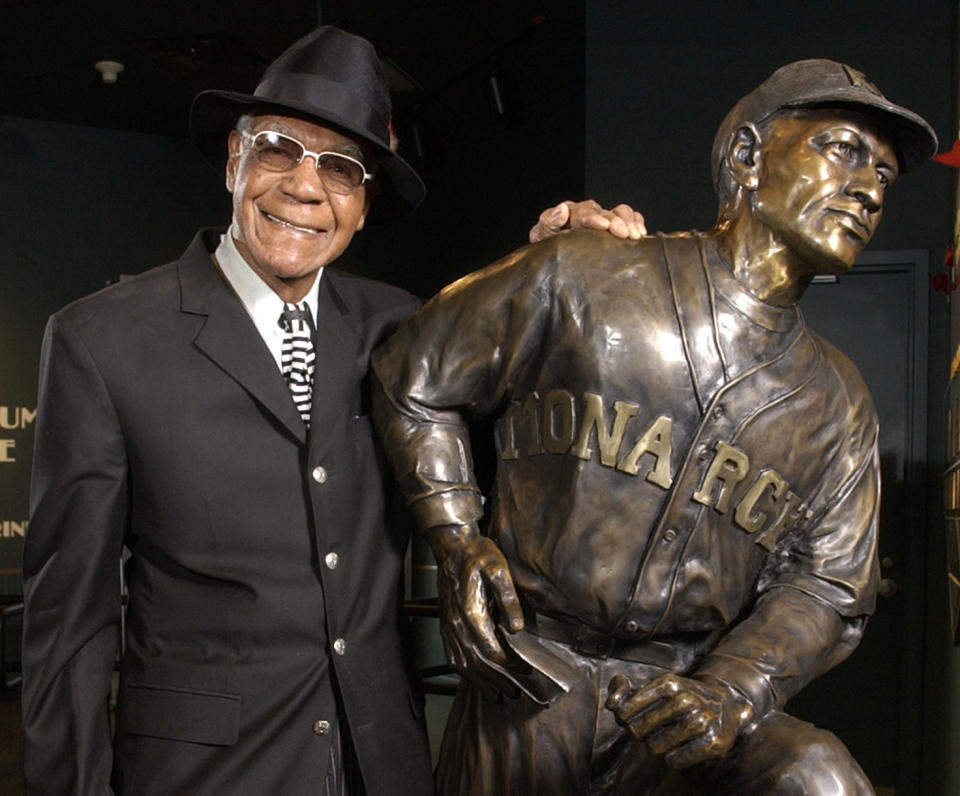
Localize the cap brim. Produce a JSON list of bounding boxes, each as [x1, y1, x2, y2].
[[783, 94, 938, 174], [190, 89, 425, 222]]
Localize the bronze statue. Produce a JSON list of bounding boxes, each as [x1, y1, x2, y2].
[[372, 60, 937, 795]]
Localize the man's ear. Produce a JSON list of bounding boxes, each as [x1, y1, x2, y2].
[[357, 181, 382, 231], [725, 123, 763, 191], [225, 130, 242, 193]]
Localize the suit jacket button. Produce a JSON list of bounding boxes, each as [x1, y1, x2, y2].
[[325, 552, 339, 570], [313, 720, 331, 736], [312, 465, 328, 484], [333, 637, 347, 655]]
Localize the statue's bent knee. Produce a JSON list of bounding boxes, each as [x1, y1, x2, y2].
[[741, 713, 873, 795]]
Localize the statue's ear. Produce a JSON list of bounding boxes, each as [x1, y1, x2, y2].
[[726, 123, 762, 191]]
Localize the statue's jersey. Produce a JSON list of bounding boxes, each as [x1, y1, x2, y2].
[[373, 229, 880, 714]]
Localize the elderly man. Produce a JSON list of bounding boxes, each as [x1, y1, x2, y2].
[[20, 26, 641, 796], [372, 60, 936, 794]]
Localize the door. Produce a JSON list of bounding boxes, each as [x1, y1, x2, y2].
[[786, 250, 929, 795]]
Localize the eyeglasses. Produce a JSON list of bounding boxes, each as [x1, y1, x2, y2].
[[240, 130, 375, 194]]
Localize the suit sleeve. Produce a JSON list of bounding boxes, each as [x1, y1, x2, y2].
[[372, 242, 557, 531], [22, 313, 128, 795]]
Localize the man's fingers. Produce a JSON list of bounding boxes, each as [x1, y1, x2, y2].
[[529, 200, 646, 242], [529, 202, 572, 243], [610, 204, 647, 239], [569, 201, 645, 238], [608, 216, 629, 238], [547, 202, 573, 227]]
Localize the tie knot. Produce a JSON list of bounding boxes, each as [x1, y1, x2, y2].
[[279, 302, 312, 332]]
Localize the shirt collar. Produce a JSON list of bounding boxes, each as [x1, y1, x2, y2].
[[709, 255, 799, 334], [214, 222, 323, 327]]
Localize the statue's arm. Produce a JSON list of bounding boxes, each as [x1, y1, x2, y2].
[[372, 244, 558, 689], [609, 425, 880, 768], [696, 441, 881, 715]]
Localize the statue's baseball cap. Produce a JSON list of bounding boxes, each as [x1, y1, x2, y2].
[[711, 59, 937, 190]]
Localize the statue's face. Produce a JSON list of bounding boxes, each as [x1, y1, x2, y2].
[[752, 109, 898, 274]]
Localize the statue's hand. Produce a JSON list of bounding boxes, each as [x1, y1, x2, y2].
[[606, 672, 755, 768], [529, 200, 646, 243], [427, 524, 525, 697]]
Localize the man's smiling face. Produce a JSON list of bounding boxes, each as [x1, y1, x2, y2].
[[226, 114, 371, 299], [751, 108, 898, 275]]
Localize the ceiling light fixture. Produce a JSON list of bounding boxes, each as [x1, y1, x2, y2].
[[94, 60, 125, 84]]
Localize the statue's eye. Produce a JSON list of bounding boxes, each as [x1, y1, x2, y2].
[[827, 141, 857, 161]]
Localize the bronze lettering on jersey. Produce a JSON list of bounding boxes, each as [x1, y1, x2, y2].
[[498, 390, 809, 547], [571, 393, 639, 466], [754, 489, 806, 551], [734, 468, 787, 533], [616, 415, 674, 489], [693, 441, 750, 513], [543, 389, 576, 454]]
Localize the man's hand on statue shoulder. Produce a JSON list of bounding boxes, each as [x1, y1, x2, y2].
[[426, 523, 525, 699], [606, 671, 756, 768], [529, 200, 646, 243]]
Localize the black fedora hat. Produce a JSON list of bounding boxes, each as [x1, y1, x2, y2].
[[190, 26, 425, 221]]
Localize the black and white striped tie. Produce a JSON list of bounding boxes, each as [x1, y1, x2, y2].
[[278, 302, 315, 426]]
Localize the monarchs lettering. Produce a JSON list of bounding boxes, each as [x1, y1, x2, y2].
[[497, 390, 808, 550]]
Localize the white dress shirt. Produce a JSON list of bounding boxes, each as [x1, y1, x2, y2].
[[214, 226, 322, 373]]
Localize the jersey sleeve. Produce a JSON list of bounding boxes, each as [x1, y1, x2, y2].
[[697, 419, 881, 716], [372, 240, 561, 531]]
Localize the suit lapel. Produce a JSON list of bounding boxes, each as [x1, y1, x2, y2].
[[309, 271, 363, 450], [178, 230, 307, 443]]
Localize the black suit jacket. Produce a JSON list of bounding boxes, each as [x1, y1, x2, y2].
[[22, 230, 433, 795]]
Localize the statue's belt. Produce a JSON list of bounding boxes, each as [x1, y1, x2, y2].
[[484, 614, 717, 706], [522, 612, 713, 671]]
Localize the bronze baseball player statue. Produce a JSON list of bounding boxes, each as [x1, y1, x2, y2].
[[372, 60, 936, 794]]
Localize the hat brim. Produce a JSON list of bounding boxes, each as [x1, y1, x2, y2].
[[783, 94, 938, 174], [190, 89, 425, 222]]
